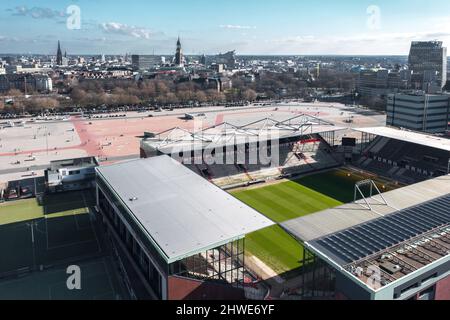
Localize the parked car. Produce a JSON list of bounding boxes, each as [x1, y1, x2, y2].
[[20, 186, 33, 198], [5, 188, 19, 201]]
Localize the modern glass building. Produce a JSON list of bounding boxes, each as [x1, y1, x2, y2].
[[131, 55, 161, 71], [408, 41, 447, 91]]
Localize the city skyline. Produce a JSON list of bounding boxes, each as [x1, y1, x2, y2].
[[0, 0, 450, 55]]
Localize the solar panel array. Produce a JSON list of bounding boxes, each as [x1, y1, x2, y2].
[[309, 194, 450, 266]]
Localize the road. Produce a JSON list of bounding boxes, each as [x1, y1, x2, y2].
[[0, 154, 140, 176]]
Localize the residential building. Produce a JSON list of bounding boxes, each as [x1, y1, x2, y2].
[[0, 74, 53, 93]]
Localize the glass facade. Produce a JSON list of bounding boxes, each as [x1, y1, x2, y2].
[[408, 41, 447, 89], [97, 176, 164, 299], [169, 239, 245, 288], [96, 174, 250, 299]]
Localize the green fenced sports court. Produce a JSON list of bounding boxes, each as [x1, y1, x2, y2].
[[0, 190, 129, 300], [0, 257, 124, 300], [0, 190, 95, 226]]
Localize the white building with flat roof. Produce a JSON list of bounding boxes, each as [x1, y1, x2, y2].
[[95, 155, 274, 300], [386, 92, 450, 133]]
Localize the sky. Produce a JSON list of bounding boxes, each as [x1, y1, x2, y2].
[[0, 0, 450, 55]]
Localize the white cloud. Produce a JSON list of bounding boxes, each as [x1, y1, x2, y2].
[[100, 22, 156, 39], [11, 5, 67, 19], [219, 25, 256, 30]]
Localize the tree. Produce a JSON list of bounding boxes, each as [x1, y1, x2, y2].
[[242, 89, 257, 101], [194, 91, 207, 104], [6, 89, 23, 97], [70, 88, 87, 105], [165, 93, 179, 104], [24, 97, 60, 112]]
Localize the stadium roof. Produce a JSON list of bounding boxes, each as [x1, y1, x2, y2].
[[309, 194, 450, 267], [142, 114, 345, 154], [96, 155, 274, 263], [281, 174, 450, 242], [282, 175, 450, 292], [309, 193, 450, 291], [353, 126, 450, 152]]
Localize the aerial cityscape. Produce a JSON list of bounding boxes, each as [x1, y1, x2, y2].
[[0, 0, 450, 307]]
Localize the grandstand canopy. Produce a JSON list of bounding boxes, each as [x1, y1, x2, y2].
[[142, 114, 345, 154], [96, 155, 274, 263], [354, 127, 450, 152], [281, 174, 450, 242]]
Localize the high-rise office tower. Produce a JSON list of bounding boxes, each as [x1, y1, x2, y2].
[[408, 41, 447, 91], [131, 55, 161, 71]]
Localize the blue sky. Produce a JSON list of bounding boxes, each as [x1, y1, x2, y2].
[[1, 0, 450, 55]]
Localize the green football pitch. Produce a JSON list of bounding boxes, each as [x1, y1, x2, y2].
[[231, 167, 399, 276]]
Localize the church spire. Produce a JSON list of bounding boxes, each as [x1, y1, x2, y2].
[[56, 40, 63, 66], [174, 36, 184, 66]]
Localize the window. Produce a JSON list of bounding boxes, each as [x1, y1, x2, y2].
[[418, 286, 436, 300]]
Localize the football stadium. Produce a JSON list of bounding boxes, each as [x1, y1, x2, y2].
[[133, 114, 450, 300], [1, 113, 449, 301]]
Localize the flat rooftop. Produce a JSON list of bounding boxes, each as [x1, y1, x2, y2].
[[96, 155, 274, 263], [353, 127, 450, 152], [49, 157, 98, 170]]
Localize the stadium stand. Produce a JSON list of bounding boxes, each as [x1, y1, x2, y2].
[[206, 135, 340, 187], [140, 115, 344, 188], [358, 135, 450, 183]]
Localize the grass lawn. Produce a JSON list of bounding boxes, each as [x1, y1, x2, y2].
[[0, 199, 44, 226], [295, 168, 398, 204], [245, 225, 304, 274], [0, 190, 95, 226], [231, 168, 397, 275], [233, 181, 342, 223]]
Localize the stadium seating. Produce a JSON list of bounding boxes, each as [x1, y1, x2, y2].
[[188, 134, 341, 188], [359, 136, 449, 183], [180, 134, 341, 188]]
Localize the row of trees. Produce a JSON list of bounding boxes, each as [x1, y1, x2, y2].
[[310, 69, 357, 91], [1, 97, 60, 114], [1, 68, 362, 113], [70, 78, 258, 107]]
